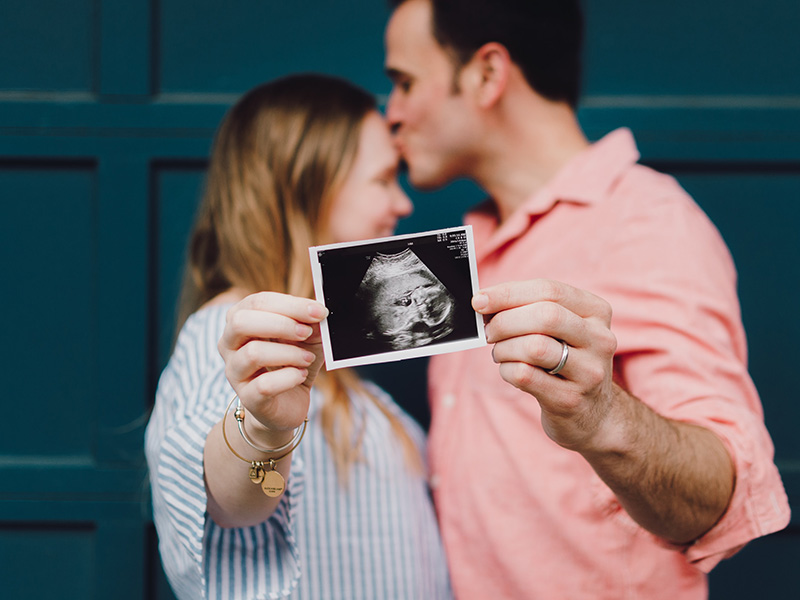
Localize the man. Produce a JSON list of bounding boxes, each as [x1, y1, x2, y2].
[[383, 1, 790, 598]]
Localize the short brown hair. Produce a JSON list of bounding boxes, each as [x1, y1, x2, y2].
[[389, 0, 584, 107]]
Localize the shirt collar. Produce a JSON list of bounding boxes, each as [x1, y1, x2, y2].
[[466, 128, 641, 259], [521, 127, 641, 215]]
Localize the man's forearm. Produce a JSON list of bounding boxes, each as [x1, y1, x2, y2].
[[472, 280, 736, 543], [580, 384, 735, 544]]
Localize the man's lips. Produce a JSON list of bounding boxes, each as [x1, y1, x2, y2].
[[392, 136, 408, 158]]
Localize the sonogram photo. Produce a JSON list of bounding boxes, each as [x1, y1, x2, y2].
[[309, 226, 486, 369], [357, 248, 455, 350]]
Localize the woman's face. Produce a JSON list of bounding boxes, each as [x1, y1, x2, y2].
[[323, 111, 413, 244]]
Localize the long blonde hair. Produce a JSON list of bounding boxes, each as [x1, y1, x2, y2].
[[178, 74, 420, 480]]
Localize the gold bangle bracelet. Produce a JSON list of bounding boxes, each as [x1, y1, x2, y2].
[[221, 394, 308, 497]]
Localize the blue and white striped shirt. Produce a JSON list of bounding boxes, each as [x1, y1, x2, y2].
[[145, 304, 453, 600]]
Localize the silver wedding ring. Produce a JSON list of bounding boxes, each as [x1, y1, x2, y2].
[[547, 340, 569, 376]]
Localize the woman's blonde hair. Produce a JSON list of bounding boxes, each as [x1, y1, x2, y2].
[[178, 73, 419, 481]]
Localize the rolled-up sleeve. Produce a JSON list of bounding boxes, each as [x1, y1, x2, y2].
[[604, 182, 791, 570]]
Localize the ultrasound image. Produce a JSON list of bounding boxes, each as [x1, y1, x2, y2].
[[356, 248, 455, 351]]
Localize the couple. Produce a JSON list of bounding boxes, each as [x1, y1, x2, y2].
[[145, 1, 790, 599]]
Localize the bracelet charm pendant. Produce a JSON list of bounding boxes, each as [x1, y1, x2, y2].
[[261, 459, 285, 497], [249, 461, 265, 484], [222, 394, 306, 500]]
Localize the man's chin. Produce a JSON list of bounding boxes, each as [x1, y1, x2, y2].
[[406, 167, 450, 191]]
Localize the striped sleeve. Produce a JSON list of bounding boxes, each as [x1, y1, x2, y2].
[[145, 305, 304, 600]]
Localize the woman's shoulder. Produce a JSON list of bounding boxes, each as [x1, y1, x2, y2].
[[181, 303, 231, 345], [175, 289, 245, 355], [154, 303, 233, 409], [167, 303, 232, 375]]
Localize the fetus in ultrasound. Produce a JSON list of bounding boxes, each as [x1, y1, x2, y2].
[[356, 249, 455, 351]]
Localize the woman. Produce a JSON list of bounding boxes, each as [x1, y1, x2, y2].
[[145, 74, 452, 600]]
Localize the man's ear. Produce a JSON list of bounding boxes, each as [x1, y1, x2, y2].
[[465, 42, 511, 108]]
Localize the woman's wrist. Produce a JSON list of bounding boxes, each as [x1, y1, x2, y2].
[[242, 414, 296, 451]]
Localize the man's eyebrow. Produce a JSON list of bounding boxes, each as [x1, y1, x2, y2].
[[384, 67, 406, 82]]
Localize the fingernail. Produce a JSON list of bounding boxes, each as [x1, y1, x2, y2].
[[296, 324, 313, 338], [308, 302, 328, 319], [302, 350, 315, 364], [472, 293, 488, 312]]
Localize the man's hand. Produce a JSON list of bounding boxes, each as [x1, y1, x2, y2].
[[473, 279, 734, 543], [473, 279, 618, 452]]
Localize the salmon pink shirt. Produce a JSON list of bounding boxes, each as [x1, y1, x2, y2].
[[428, 128, 790, 599]]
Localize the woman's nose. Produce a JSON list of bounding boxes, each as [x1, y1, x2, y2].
[[393, 186, 413, 217]]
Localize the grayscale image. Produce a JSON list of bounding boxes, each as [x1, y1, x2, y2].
[[309, 226, 486, 370], [356, 248, 456, 351]]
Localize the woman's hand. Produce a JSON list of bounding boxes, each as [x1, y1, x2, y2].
[[218, 292, 329, 446]]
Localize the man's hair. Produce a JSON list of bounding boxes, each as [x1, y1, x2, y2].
[[389, 0, 584, 107]]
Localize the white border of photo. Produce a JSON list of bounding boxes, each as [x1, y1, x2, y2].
[[309, 225, 486, 370]]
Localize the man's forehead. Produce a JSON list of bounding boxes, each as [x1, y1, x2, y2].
[[384, 1, 450, 73], [388, 0, 431, 30], [385, 0, 436, 54]]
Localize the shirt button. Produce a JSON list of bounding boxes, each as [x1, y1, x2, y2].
[[442, 393, 455, 408], [430, 474, 441, 489]]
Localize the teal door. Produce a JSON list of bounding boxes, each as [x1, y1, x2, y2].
[[1, 1, 796, 598]]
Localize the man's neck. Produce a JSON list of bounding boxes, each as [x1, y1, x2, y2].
[[476, 98, 589, 224]]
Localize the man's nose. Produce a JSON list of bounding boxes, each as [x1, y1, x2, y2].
[[385, 91, 402, 131]]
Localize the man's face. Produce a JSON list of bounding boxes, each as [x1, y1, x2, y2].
[[384, 0, 477, 190]]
